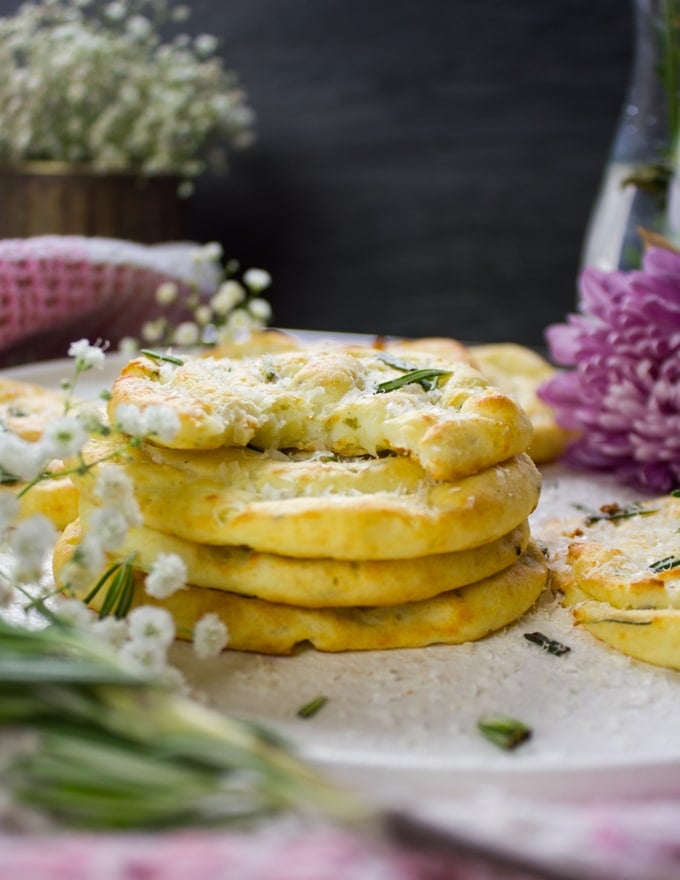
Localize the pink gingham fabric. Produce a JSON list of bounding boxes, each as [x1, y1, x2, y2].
[[0, 236, 211, 365], [4, 795, 680, 880], [0, 826, 453, 880]]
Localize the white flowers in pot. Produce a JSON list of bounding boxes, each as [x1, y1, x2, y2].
[[0, 0, 255, 181]]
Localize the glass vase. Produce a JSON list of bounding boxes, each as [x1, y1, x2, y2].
[[581, 0, 680, 271]]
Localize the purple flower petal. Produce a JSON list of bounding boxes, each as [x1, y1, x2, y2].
[[543, 246, 680, 491]]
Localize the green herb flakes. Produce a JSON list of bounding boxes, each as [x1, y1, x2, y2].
[[524, 631, 571, 656], [649, 556, 680, 573], [477, 715, 532, 751], [574, 501, 657, 525], [376, 368, 450, 394], [141, 349, 185, 367], [297, 696, 328, 719]]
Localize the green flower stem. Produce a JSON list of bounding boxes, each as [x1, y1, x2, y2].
[[663, 0, 680, 158], [93, 684, 369, 823], [15, 441, 138, 499], [0, 616, 374, 831]]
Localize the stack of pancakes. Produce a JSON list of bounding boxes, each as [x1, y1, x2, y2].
[[54, 340, 549, 653]]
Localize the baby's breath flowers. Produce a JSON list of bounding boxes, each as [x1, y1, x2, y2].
[[113, 401, 181, 443], [67, 338, 107, 372], [193, 611, 229, 659], [0, 334, 372, 829], [125, 242, 274, 352], [0, 0, 255, 181], [0, 337, 230, 670], [540, 242, 680, 492], [7, 515, 56, 584], [144, 552, 187, 599]]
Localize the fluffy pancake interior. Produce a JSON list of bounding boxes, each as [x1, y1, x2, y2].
[[108, 348, 534, 480]]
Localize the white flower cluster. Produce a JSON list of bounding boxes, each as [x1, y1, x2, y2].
[[53, 597, 184, 682], [0, 337, 231, 677], [0, 0, 255, 178], [0, 413, 85, 483], [121, 242, 273, 353], [0, 339, 106, 485], [114, 402, 181, 442]]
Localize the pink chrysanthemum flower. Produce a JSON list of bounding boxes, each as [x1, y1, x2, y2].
[[539, 245, 680, 492]]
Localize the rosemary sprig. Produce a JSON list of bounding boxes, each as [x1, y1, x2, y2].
[[574, 501, 656, 525], [375, 352, 451, 392], [376, 351, 420, 372], [523, 631, 571, 657], [649, 555, 680, 573], [0, 612, 371, 831], [83, 558, 137, 619], [376, 368, 451, 394], [296, 696, 328, 719], [141, 349, 185, 366]]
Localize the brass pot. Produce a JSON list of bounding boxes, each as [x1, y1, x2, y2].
[[0, 162, 189, 243]]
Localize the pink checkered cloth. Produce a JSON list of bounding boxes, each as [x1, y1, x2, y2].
[[0, 236, 214, 365], [0, 826, 455, 880], [4, 795, 680, 880]]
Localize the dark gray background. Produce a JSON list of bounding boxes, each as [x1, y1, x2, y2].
[[1, 0, 633, 345]]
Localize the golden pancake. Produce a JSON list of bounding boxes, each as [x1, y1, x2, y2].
[[210, 332, 477, 366], [202, 334, 568, 466], [543, 494, 680, 670], [0, 377, 79, 529], [206, 329, 304, 358], [108, 348, 533, 481], [547, 496, 680, 610], [77, 497, 531, 606], [467, 343, 573, 464], [0, 376, 68, 441], [573, 606, 680, 671], [555, 578, 680, 672], [54, 523, 548, 654], [380, 337, 476, 366], [13, 470, 78, 530], [72, 435, 541, 559]]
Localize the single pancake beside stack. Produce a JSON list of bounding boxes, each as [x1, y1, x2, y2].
[[543, 494, 680, 670]]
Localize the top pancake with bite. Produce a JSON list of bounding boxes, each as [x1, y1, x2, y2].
[[108, 348, 533, 481]]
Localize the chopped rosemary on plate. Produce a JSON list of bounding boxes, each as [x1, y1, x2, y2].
[[574, 501, 657, 526], [523, 631, 571, 657], [297, 696, 329, 719], [477, 715, 532, 751]]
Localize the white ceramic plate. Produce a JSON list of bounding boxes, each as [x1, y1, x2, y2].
[[5, 344, 680, 809]]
